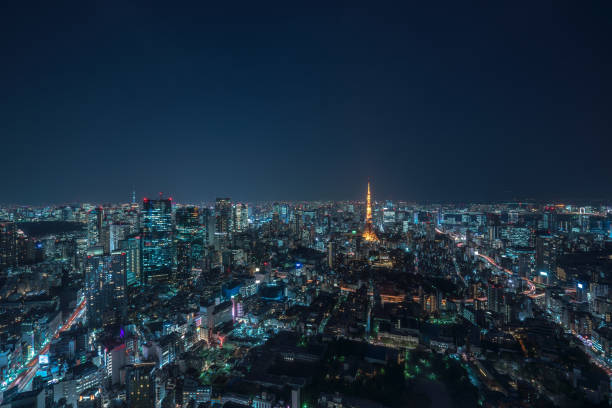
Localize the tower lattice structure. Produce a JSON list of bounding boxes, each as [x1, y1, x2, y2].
[[362, 181, 379, 242]]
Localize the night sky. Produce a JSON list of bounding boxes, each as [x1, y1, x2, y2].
[[2, 2, 611, 204]]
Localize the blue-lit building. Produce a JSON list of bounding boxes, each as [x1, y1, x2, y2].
[[119, 234, 142, 286], [85, 248, 127, 328], [142, 198, 173, 283], [175, 206, 202, 283], [86, 207, 104, 247]]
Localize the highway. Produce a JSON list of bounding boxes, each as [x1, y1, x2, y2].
[[1, 299, 86, 397], [434, 226, 539, 297], [435, 227, 612, 384]]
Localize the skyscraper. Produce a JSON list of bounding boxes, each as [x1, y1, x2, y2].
[[85, 248, 127, 328], [362, 182, 379, 242], [119, 235, 143, 286], [175, 206, 201, 282], [542, 206, 556, 233], [232, 203, 248, 233], [0, 221, 17, 270], [87, 207, 104, 247], [141, 197, 173, 283], [536, 234, 558, 281], [215, 198, 231, 248]]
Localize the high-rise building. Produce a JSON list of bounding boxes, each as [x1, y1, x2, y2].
[[271, 212, 281, 236], [536, 234, 558, 281], [508, 210, 519, 224], [362, 182, 379, 242], [292, 209, 303, 236], [85, 248, 127, 328], [126, 363, 156, 408], [201, 207, 215, 247], [141, 198, 173, 283], [542, 206, 556, 233], [487, 213, 501, 242], [215, 198, 231, 248], [232, 203, 248, 233], [327, 241, 336, 269], [0, 221, 17, 270], [487, 283, 505, 314], [119, 235, 142, 286], [87, 207, 104, 247], [175, 206, 201, 282]]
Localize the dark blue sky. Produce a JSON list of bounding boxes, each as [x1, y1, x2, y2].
[[1, 1, 611, 204]]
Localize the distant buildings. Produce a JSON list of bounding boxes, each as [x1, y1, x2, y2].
[[0, 221, 16, 270]]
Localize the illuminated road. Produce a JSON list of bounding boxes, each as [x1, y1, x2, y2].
[[475, 252, 539, 297], [574, 332, 612, 376], [1, 299, 86, 396], [434, 227, 540, 298], [435, 227, 612, 382]]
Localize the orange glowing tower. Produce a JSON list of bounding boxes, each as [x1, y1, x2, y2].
[[362, 181, 379, 242]]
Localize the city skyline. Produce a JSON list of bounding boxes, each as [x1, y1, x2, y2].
[[1, 3, 612, 406], [3, 179, 612, 207]]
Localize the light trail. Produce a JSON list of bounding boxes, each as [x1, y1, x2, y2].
[[2, 299, 86, 395], [434, 226, 539, 297], [475, 253, 537, 296]]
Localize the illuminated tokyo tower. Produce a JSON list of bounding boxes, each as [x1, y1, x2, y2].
[[362, 181, 379, 242]]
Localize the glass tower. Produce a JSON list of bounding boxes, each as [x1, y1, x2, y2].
[[142, 198, 173, 283]]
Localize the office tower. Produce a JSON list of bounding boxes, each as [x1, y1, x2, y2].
[[505, 227, 532, 248], [0, 221, 17, 270], [487, 283, 505, 314], [426, 222, 435, 241], [126, 363, 156, 408], [232, 203, 248, 233], [87, 207, 104, 247], [215, 198, 231, 248], [487, 213, 501, 242], [280, 204, 289, 223], [292, 209, 303, 236], [119, 235, 142, 286], [536, 234, 558, 281], [16, 231, 38, 266], [576, 282, 588, 303], [517, 251, 531, 278], [201, 207, 215, 247], [175, 206, 201, 282], [327, 241, 336, 269], [141, 197, 173, 283], [508, 210, 519, 224], [240, 204, 248, 231], [579, 211, 590, 232], [109, 223, 124, 252], [85, 248, 127, 328], [362, 181, 379, 242], [271, 212, 281, 236], [542, 206, 556, 233]]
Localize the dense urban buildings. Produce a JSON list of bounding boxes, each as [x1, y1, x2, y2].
[[2, 2, 611, 408], [1, 183, 612, 408]]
